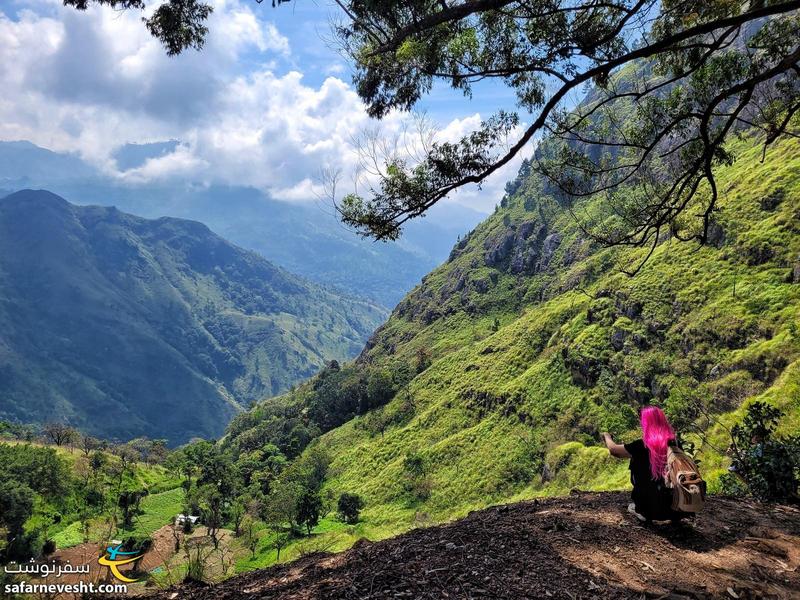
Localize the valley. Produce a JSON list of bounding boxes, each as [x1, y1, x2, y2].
[[0, 190, 384, 443]]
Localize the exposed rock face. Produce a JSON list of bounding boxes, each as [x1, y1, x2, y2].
[[484, 231, 517, 266], [539, 232, 562, 268], [706, 220, 726, 248], [745, 242, 775, 266], [759, 189, 784, 211], [610, 329, 627, 351], [483, 220, 554, 275]]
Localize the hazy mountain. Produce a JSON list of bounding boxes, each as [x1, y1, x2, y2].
[[0, 190, 385, 444], [0, 141, 487, 307]]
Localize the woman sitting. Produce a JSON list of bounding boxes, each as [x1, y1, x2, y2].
[[602, 406, 686, 523]]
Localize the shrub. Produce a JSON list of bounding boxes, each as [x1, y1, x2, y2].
[[337, 493, 365, 524], [727, 402, 800, 502]]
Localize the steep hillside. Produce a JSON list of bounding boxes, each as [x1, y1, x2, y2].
[[225, 133, 799, 552], [0, 141, 486, 307], [0, 190, 384, 443]]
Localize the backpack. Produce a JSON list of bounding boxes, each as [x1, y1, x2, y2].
[[664, 445, 706, 513]]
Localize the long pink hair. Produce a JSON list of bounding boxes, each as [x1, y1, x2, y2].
[[641, 406, 675, 479]]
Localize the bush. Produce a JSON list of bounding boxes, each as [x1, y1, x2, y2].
[[401, 453, 433, 503], [717, 472, 749, 497], [337, 493, 364, 524], [727, 402, 800, 502]]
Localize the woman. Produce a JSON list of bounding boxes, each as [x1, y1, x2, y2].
[[602, 406, 684, 523]]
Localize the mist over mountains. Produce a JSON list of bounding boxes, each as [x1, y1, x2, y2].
[[0, 141, 486, 307]]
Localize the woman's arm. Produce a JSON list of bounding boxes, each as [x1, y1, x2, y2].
[[601, 432, 632, 459]]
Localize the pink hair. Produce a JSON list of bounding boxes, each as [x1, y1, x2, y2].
[[640, 406, 675, 480]]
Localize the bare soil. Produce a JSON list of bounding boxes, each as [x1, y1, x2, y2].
[[121, 492, 800, 599]]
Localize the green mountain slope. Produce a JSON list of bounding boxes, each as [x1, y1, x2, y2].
[[0, 190, 385, 444], [226, 133, 800, 548]]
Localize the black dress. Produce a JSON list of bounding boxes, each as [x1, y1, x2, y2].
[[623, 439, 682, 521]]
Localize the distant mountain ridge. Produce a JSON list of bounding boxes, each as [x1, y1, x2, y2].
[[0, 190, 385, 444], [0, 141, 487, 307]]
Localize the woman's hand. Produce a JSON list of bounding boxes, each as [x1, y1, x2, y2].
[[601, 432, 631, 459]]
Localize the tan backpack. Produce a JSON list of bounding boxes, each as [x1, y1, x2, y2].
[[664, 445, 706, 513]]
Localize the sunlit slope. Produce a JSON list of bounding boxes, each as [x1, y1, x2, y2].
[[316, 133, 799, 526]]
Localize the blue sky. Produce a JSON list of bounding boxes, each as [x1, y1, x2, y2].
[[0, 0, 531, 211]]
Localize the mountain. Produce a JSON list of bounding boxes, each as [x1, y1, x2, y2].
[[0, 190, 385, 444], [222, 132, 800, 551], [0, 142, 487, 307]]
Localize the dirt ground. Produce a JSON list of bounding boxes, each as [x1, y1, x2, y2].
[[17, 525, 237, 598], [125, 492, 800, 600], [19, 524, 178, 591]]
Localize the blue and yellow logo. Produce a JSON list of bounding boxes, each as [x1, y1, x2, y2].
[[98, 544, 143, 583]]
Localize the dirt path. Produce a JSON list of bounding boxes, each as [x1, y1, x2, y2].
[[124, 492, 800, 599]]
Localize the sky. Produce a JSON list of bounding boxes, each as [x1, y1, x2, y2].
[[0, 0, 534, 212]]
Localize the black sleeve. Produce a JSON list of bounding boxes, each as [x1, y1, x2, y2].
[[624, 439, 645, 456]]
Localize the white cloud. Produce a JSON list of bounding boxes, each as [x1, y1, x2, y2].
[[436, 113, 536, 211], [0, 0, 528, 213], [119, 143, 210, 183]]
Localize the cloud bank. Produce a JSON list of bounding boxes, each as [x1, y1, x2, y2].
[[0, 0, 531, 212]]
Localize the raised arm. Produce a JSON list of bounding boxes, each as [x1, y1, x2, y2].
[[601, 433, 632, 459]]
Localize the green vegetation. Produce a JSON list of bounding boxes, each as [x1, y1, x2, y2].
[[720, 402, 800, 501], [128, 488, 186, 537], [0, 438, 184, 563], [0, 190, 385, 443], [222, 132, 800, 569], [8, 130, 790, 580]]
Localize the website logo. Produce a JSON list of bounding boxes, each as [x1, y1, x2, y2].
[[97, 544, 143, 583]]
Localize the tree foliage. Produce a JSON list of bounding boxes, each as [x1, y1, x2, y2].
[[337, 492, 364, 524], [332, 0, 800, 261], [63, 0, 212, 55], [726, 401, 800, 502]]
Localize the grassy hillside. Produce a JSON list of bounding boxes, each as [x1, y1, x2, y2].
[[225, 132, 799, 565], [0, 190, 385, 443]]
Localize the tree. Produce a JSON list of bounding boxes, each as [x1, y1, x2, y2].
[[0, 481, 35, 556], [118, 489, 149, 528], [272, 532, 290, 561], [337, 492, 365, 524], [725, 402, 800, 502], [42, 422, 77, 447], [329, 1, 800, 264], [261, 480, 301, 534], [414, 347, 432, 374], [188, 448, 240, 549], [230, 498, 246, 537], [194, 484, 226, 548], [296, 489, 323, 535], [89, 450, 108, 477], [240, 514, 262, 558], [80, 434, 100, 457]]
